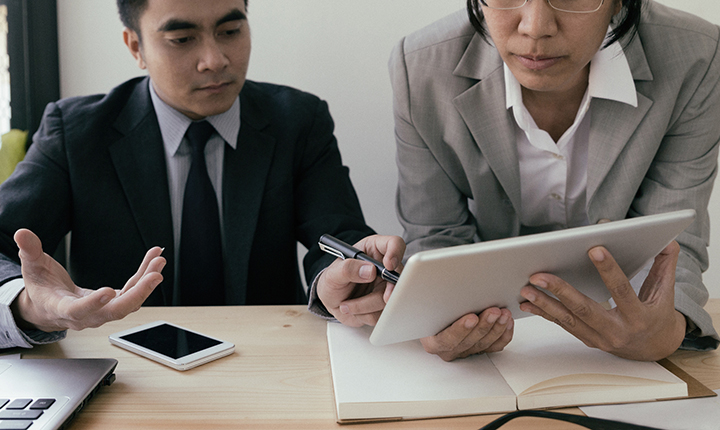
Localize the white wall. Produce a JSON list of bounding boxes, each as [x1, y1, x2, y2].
[[57, 1, 720, 296]]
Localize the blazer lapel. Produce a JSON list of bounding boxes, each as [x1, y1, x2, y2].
[[452, 34, 523, 217], [586, 36, 654, 214], [109, 79, 175, 304], [222, 84, 276, 304], [451, 33, 656, 225]]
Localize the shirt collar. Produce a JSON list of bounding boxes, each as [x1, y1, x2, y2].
[[505, 30, 637, 111], [149, 79, 241, 156]]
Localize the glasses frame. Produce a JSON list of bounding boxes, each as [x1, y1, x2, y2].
[[478, 410, 665, 430], [480, 0, 605, 14]]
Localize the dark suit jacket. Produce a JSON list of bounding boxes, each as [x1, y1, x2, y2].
[[0, 77, 374, 306]]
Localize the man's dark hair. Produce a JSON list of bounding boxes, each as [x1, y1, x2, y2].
[[466, 0, 643, 48], [117, 0, 249, 36]]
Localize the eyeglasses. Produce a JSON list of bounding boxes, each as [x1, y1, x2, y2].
[[480, 0, 605, 13], [478, 410, 664, 430]]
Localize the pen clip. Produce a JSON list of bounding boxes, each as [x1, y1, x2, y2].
[[319, 242, 346, 260]]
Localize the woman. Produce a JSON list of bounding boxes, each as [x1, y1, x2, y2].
[[391, 0, 720, 361]]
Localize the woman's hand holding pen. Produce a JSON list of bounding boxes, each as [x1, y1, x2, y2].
[[317, 235, 405, 327]]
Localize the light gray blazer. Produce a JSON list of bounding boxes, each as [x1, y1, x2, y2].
[[391, 2, 720, 348]]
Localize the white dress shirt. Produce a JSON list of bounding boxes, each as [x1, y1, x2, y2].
[[505, 36, 637, 232]]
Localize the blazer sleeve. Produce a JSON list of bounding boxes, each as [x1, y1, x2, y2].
[[390, 38, 480, 259], [293, 97, 375, 286], [0, 101, 72, 348], [632, 29, 720, 350], [0, 102, 72, 271]]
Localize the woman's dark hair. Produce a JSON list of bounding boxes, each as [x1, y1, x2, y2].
[[467, 0, 643, 48]]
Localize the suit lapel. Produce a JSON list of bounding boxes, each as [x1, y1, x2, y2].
[[109, 78, 175, 304], [587, 36, 654, 213], [452, 34, 523, 216], [222, 83, 276, 304], [452, 33, 656, 223]]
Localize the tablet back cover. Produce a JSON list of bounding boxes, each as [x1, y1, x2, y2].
[[370, 209, 695, 346]]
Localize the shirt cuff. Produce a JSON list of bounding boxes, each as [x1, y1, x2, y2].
[[306, 268, 336, 320], [0, 278, 66, 349]]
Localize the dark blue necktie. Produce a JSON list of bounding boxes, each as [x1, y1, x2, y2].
[[179, 121, 225, 305]]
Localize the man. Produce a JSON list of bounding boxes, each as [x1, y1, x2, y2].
[[0, 0, 402, 348]]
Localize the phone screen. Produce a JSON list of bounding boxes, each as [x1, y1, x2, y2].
[[119, 323, 222, 359]]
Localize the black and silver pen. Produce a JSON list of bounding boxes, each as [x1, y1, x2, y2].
[[318, 234, 400, 284]]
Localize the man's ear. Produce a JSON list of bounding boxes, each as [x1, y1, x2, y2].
[[123, 27, 146, 70]]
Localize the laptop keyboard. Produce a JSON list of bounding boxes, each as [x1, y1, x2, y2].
[[0, 398, 56, 430]]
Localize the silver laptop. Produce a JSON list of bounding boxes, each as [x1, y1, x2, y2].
[[0, 358, 117, 430]]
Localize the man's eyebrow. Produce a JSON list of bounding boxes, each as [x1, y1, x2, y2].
[[157, 19, 197, 33], [156, 9, 246, 33], [216, 9, 247, 27]]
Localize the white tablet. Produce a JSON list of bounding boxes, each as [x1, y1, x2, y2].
[[369, 209, 696, 346]]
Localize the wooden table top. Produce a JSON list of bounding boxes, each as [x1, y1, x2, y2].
[[13, 300, 720, 430]]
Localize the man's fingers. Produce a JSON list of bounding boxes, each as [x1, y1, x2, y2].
[[14, 229, 45, 263], [317, 259, 382, 326], [339, 287, 386, 318], [121, 247, 166, 294], [332, 282, 389, 326], [68, 256, 165, 329], [323, 259, 376, 290], [117, 261, 165, 304], [383, 283, 394, 303], [354, 235, 406, 271], [62, 287, 118, 328], [15, 229, 76, 292], [349, 310, 383, 327], [379, 236, 406, 271], [317, 235, 405, 327], [100, 270, 164, 324]]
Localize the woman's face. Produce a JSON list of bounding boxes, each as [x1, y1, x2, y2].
[[483, 0, 622, 97]]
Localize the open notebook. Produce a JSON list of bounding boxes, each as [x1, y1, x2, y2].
[[327, 316, 712, 423]]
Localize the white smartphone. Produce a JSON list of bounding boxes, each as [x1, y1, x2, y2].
[[109, 321, 235, 371]]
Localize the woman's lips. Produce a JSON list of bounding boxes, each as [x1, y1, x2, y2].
[[515, 55, 561, 71]]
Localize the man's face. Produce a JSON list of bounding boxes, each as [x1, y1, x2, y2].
[[124, 0, 251, 120]]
